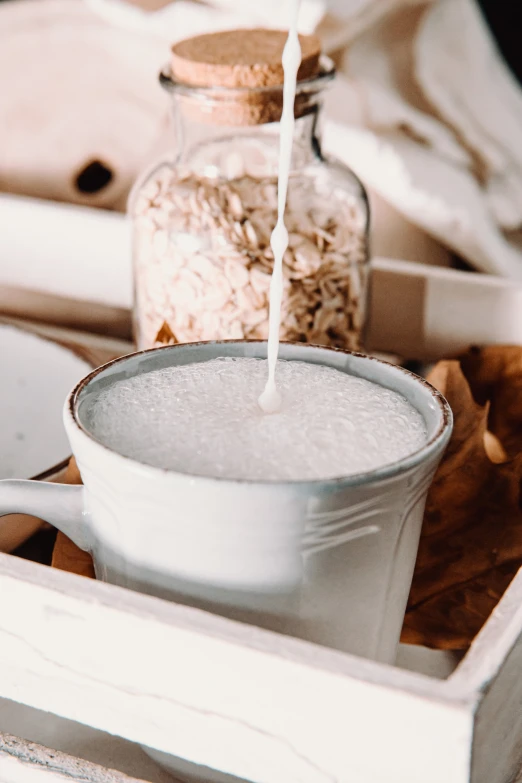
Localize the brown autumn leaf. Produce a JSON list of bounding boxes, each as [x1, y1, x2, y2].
[[460, 345, 522, 460], [402, 354, 522, 650]]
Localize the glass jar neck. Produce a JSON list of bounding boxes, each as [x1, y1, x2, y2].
[[170, 99, 324, 180]]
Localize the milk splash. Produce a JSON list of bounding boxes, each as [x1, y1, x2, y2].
[[258, 0, 302, 414]]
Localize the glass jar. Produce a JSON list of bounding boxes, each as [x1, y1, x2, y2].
[[130, 50, 370, 352]]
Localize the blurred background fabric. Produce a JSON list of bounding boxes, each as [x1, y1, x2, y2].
[[477, 0, 522, 87], [1, 0, 522, 281]]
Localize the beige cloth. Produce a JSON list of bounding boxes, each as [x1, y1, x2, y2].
[[84, 0, 522, 277], [325, 0, 522, 278], [1, 0, 522, 277], [0, 0, 167, 211]]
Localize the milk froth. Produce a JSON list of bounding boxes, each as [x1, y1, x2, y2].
[[83, 357, 427, 481]]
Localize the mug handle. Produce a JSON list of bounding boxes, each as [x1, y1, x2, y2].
[[0, 480, 90, 551]]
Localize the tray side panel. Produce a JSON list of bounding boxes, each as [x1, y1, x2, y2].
[[472, 634, 522, 783], [368, 259, 522, 360], [0, 556, 474, 783]]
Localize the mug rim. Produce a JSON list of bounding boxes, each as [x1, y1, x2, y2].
[[66, 341, 453, 489]]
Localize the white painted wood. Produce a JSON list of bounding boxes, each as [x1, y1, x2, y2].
[[2, 545, 522, 781], [368, 258, 522, 359], [0, 732, 148, 783], [0, 552, 474, 783], [447, 567, 522, 697], [0, 197, 131, 306], [471, 634, 522, 783], [447, 568, 522, 783]]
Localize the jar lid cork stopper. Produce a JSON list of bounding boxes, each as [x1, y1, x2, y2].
[[171, 28, 321, 89]]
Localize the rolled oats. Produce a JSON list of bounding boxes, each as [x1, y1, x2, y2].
[[133, 170, 368, 351]]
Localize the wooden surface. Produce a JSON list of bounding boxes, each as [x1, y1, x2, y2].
[[4, 538, 522, 782], [368, 259, 522, 360], [4, 536, 522, 782], [4, 319, 134, 369], [0, 552, 476, 783], [472, 637, 522, 783], [0, 733, 148, 783]]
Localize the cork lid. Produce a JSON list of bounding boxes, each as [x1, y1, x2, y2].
[[171, 29, 321, 89]]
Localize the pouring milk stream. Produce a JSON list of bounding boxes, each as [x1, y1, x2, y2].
[[258, 0, 302, 414]]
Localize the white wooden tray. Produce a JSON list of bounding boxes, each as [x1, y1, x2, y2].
[[368, 258, 522, 359], [0, 547, 522, 783], [1, 288, 522, 783]]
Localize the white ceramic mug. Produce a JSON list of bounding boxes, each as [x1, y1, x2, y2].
[[0, 342, 452, 663]]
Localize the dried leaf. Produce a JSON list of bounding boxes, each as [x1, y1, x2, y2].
[[460, 346, 522, 459], [154, 320, 177, 346], [402, 357, 522, 650], [484, 430, 507, 463]]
